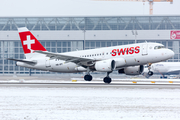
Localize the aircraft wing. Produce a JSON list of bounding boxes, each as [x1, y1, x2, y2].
[[167, 69, 180, 74], [35, 50, 95, 67], [7, 58, 37, 65]]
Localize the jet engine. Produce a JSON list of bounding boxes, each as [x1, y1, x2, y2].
[[95, 59, 115, 72], [118, 65, 144, 75]]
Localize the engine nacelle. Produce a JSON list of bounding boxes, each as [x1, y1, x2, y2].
[[113, 58, 126, 68], [95, 59, 115, 72], [118, 65, 144, 75]]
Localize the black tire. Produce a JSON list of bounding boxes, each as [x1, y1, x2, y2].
[[84, 75, 92, 81], [148, 71, 153, 76], [103, 77, 112, 84]]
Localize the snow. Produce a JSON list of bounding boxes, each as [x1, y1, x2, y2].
[[0, 86, 180, 120]]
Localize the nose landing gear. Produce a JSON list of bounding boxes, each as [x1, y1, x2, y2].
[[147, 63, 154, 76], [148, 71, 153, 76]]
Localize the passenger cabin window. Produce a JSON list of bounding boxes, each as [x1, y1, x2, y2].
[[154, 46, 165, 50]]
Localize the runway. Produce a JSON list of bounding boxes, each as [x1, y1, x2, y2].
[[1, 76, 180, 89], [0, 82, 180, 89]]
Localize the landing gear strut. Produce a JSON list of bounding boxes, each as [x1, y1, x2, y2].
[[103, 72, 112, 84], [147, 63, 153, 76], [84, 67, 92, 81]]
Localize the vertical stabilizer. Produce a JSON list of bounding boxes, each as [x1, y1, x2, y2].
[[18, 27, 47, 59]]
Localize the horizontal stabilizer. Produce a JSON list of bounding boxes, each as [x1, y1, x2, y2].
[[7, 58, 37, 65]]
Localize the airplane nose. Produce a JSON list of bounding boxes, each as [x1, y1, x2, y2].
[[169, 49, 174, 58]]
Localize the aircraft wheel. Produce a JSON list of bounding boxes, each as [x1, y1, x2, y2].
[[84, 75, 92, 81], [103, 77, 112, 84], [148, 71, 153, 76]]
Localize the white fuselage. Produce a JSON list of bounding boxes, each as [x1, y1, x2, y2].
[[17, 42, 174, 73], [143, 62, 180, 75]]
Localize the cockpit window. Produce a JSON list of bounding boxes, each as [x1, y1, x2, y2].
[[154, 46, 165, 50]]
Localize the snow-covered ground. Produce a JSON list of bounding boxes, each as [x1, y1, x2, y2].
[[0, 86, 180, 120]]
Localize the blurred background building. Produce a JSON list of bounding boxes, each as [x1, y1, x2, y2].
[[0, 16, 180, 75]]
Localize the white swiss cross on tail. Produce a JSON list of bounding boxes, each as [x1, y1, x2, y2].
[[23, 35, 35, 53], [18, 27, 46, 59]]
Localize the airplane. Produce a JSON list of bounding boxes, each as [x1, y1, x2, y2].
[[7, 27, 174, 83], [142, 62, 180, 78]]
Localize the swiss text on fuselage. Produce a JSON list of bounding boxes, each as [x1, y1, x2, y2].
[[111, 46, 140, 56]]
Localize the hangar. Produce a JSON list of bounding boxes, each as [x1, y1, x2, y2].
[[0, 16, 180, 74]]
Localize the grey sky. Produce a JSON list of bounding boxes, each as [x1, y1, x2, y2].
[[0, 0, 179, 16]]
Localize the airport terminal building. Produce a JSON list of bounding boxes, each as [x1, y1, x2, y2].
[[0, 16, 180, 74]]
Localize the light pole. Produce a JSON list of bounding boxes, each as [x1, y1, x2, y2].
[[29, 69, 31, 76], [132, 30, 138, 43], [83, 27, 86, 50]]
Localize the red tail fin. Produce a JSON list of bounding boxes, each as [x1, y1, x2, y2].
[[18, 27, 46, 54]]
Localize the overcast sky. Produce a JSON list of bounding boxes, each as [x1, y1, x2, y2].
[[0, 0, 179, 16]]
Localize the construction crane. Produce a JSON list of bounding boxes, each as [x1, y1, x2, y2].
[[93, 0, 173, 15], [147, 0, 173, 15]]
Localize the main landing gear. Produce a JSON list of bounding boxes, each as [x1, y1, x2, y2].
[[84, 67, 92, 81], [84, 74, 92, 81], [83, 67, 112, 84], [103, 72, 112, 84]]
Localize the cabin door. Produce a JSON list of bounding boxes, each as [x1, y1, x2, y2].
[[45, 58, 51, 67], [142, 44, 148, 55]]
